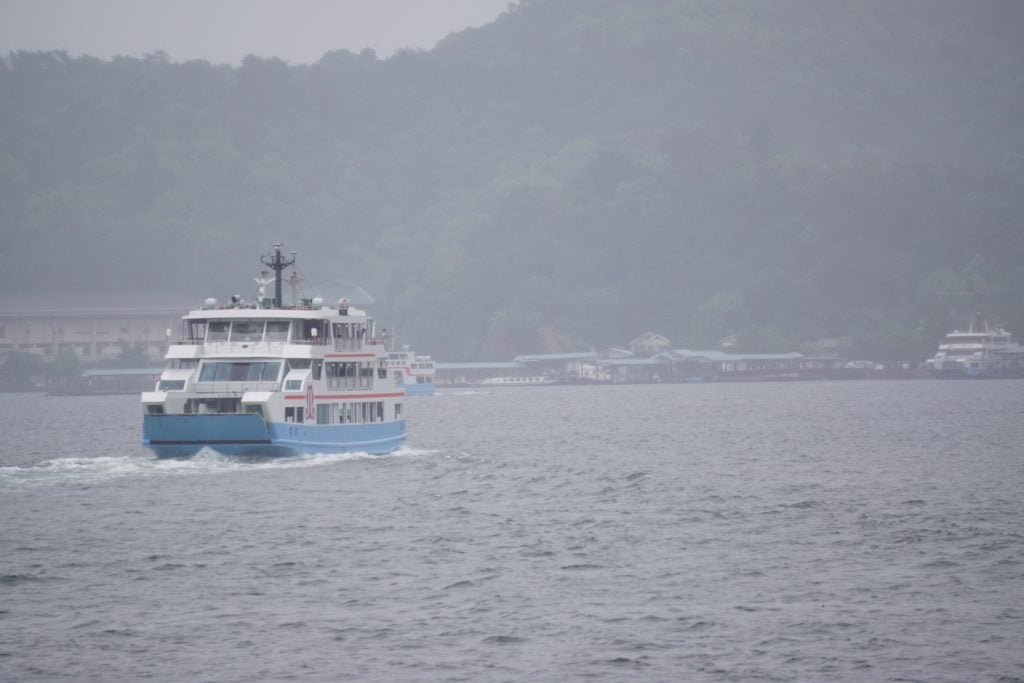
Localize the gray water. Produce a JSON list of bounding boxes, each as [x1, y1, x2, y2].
[[2, 381, 1023, 682]]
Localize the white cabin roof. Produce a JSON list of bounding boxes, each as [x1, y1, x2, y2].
[[183, 306, 366, 321]]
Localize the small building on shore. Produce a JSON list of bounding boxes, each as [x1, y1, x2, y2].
[[627, 333, 672, 357], [0, 306, 185, 363]]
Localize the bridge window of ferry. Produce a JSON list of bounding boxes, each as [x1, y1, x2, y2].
[[188, 321, 207, 342], [332, 323, 350, 349], [265, 320, 289, 341], [198, 362, 230, 382], [239, 361, 280, 381], [230, 320, 264, 342], [207, 321, 229, 341], [300, 320, 326, 343]]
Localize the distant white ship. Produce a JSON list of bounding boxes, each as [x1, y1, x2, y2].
[[925, 320, 1024, 378], [481, 376, 555, 386], [387, 346, 436, 396]]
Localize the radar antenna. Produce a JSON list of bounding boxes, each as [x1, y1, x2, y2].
[[260, 243, 296, 308]]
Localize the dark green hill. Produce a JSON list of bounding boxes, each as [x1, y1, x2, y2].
[[2, 0, 1023, 360]]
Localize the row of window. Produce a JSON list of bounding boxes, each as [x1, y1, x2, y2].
[[325, 361, 387, 388], [198, 361, 282, 383], [284, 401, 403, 424], [189, 319, 369, 345]]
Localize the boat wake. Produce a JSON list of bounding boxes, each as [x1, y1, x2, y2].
[[0, 445, 435, 489]]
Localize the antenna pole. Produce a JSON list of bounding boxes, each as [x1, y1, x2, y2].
[[260, 243, 296, 308]]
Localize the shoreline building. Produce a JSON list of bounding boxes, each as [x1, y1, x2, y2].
[[0, 307, 186, 363]]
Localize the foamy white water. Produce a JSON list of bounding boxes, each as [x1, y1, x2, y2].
[[0, 446, 438, 488]]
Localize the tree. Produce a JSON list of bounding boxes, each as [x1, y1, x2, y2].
[[0, 351, 44, 391], [48, 349, 83, 386]]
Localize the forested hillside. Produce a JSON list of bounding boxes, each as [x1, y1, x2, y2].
[[2, 0, 1023, 360]]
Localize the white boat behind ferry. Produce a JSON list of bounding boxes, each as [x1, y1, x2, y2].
[[387, 346, 436, 396], [925, 320, 1024, 379], [141, 244, 406, 457], [481, 376, 555, 386]]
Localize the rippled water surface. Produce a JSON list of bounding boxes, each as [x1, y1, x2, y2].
[[2, 381, 1023, 681]]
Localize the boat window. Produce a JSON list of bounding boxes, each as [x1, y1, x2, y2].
[[207, 321, 229, 341], [158, 379, 185, 391], [198, 362, 232, 382], [240, 363, 263, 381], [285, 378, 303, 391], [185, 397, 241, 414], [188, 321, 207, 341], [261, 362, 282, 381], [230, 320, 265, 342], [359, 363, 374, 388], [266, 321, 290, 341], [198, 363, 214, 381], [287, 359, 311, 370], [299, 320, 325, 342], [197, 361, 281, 382]]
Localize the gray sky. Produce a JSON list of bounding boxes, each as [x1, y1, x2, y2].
[[0, 0, 511, 64]]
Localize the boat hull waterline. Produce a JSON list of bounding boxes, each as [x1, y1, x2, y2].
[[142, 414, 405, 457]]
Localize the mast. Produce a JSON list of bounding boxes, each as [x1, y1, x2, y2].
[[260, 243, 296, 308]]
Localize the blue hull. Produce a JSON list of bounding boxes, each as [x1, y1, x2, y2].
[[401, 381, 435, 396], [142, 414, 406, 457]]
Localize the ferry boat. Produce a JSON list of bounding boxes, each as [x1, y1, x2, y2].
[[141, 244, 406, 457], [925, 320, 1024, 379], [387, 346, 436, 396]]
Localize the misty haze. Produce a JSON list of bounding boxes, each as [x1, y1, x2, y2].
[[2, 1, 1023, 681]]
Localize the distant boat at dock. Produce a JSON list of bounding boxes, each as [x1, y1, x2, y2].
[[925, 321, 1024, 378]]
